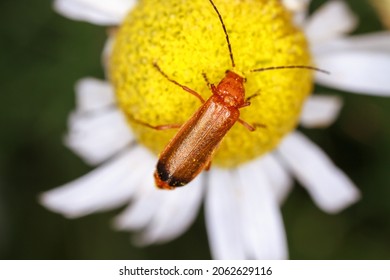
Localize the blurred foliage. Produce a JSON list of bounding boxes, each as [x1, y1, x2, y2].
[[0, 0, 389, 259]]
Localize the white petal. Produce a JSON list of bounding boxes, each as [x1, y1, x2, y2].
[[282, 0, 311, 26], [40, 146, 154, 218], [305, 0, 358, 45], [114, 167, 166, 230], [259, 154, 293, 203], [102, 34, 116, 75], [237, 161, 288, 259], [75, 78, 116, 113], [67, 78, 134, 164], [300, 95, 343, 128], [114, 174, 204, 244], [135, 175, 205, 245], [312, 32, 390, 95], [314, 31, 390, 54], [278, 132, 361, 213], [53, 0, 136, 25], [315, 50, 390, 96], [205, 169, 246, 259], [65, 109, 134, 165], [282, 0, 310, 12]]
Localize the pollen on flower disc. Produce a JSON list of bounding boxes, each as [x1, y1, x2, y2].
[[110, 0, 313, 167]]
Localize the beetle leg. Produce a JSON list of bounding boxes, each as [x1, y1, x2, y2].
[[246, 92, 260, 102], [239, 101, 251, 108], [245, 90, 261, 103], [237, 118, 266, 131], [238, 91, 261, 108], [149, 123, 183, 130], [127, 114, 182, 130], [153, 62, 205, 103], [237, 118, 255, 131]]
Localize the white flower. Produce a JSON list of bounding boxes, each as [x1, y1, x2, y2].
[[41, 0, 390, 259], [299, 0, 390, 96]]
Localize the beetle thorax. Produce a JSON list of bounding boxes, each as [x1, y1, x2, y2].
[[215, 70, 246, 107]]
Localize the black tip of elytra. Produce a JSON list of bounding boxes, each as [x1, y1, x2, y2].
[[156, 161, 188, 187]]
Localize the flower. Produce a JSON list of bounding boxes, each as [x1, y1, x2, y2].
[[111, 0, 313, 168], [40, 0, 390, 259]]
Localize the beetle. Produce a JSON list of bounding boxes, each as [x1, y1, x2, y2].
[[154, 67, 251, 190], [132, 0, 328, 190]]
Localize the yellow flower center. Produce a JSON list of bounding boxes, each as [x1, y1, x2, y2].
[[110, 0, 313, 168]]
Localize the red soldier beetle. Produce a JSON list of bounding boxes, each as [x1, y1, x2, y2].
[[131, 0, 329, 190]]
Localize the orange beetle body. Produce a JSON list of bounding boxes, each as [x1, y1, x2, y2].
[[154, 71, 247, 189]]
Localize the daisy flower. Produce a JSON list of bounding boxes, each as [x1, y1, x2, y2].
[[41, 0, 390, 260]]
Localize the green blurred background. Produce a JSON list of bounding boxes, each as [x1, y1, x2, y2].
[[0, 0, 389, 259]]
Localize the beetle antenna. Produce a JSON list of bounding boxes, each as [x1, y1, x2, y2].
[[208, 0, 235, 68], [251, 65, 330, 74]]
